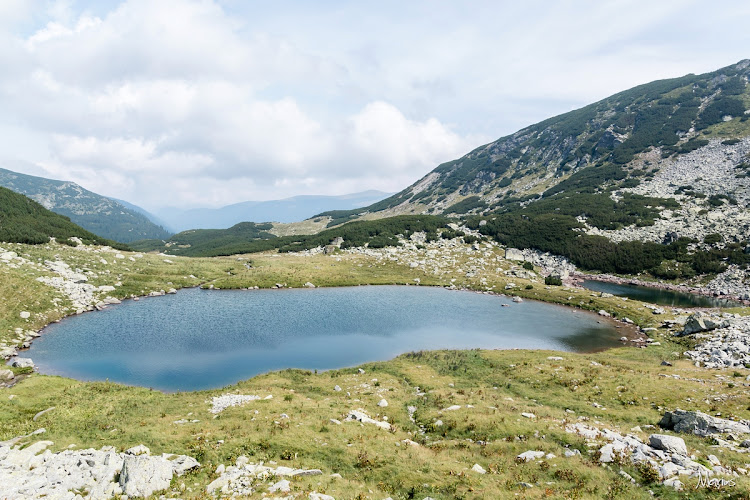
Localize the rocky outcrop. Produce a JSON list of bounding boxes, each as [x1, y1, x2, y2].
[[119, 454, 173, 497], [565, 422, 738, 491], [679, 312, 731, 336], [207, 457, 323, 497], [660, 409, 750, 436], [0, 435, 198, 499], [682, 314, 750, 368]]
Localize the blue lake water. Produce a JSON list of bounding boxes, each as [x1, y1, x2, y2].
[[581, 280, 742, 308], [26, 286, 625, 392]]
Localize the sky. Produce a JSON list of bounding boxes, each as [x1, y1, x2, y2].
[[1, 0, 749, 211]]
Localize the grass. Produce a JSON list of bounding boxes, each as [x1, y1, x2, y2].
[[1, 239, 749, 498]]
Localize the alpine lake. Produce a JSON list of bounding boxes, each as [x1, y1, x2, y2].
[[26, 285, 633, 392]]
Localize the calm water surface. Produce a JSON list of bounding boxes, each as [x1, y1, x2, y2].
[[581, 280, 741, 308], [27, 286, 624, 391]]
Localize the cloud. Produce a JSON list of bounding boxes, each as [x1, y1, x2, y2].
[[0, 0, 748, 212]]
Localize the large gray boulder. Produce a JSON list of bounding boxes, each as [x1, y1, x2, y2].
[[119, 454, 173, 497], [649, 434, 688, 456], [679, 312, 729, 336], [660, 409, 750, 436]]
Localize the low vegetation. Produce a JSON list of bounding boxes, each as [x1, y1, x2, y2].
[[0, 187, 127, 249]]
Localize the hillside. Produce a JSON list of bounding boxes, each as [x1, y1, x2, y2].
[[0, 168, 171, 243], [0, 186, 126, 248], [157, 190, 393, 232], [320, 60, 750, 234], [131, 215, 451, 257]]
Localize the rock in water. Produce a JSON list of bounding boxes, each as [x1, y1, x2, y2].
[[119, 455, 173, 497]]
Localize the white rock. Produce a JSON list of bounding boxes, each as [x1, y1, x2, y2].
[[269, 479, 291, 493], [517, 450, 545, 462], [471, 463, 486, 474], [378, 398, 388, 407], [119, 454, 173, 497], [19, 311, 30, 319], [649, 434, 688, 456]]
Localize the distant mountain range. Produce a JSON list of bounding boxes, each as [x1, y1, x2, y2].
[[156, 191, 393, 232], [0, 168, 171, 243]]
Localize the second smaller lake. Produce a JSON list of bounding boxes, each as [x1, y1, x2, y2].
[[581, 280, 741, 308]]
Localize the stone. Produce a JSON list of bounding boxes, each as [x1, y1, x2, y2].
[[10, 358, 33, 369], [169, 454, 201, 476], [334, 385, 342, 391], [598, 310, 610, 317], [119, 454, 173, 497], [564, 449, 581, 457], [679, 312, 729, 336], [649, 434, 688, 456], [471, 463, 486, 474], [19, 311, 30, 319], [378, 398, 388, 407], [516, 450, 545, 462], [125, 444, 150, 456], [269, 479, 291, 493], [0, 369, 14, 382], [659, 409, 750, 436], [521, 412, 536, 419], [309, 493, 335, 500]]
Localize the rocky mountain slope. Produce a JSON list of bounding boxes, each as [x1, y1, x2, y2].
[[323, 60, 750, 234], [0, 168, 171, 243]]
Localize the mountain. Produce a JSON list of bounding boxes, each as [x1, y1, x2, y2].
[[322, 60, 750, 223], [0, 186, 127, 248], [130, 216, 448, 257], [156, 190, 393, 232], [0, 168, 171, 243], [308, 60, 750, 276]]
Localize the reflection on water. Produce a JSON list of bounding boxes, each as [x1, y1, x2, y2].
[[27, 286, 623, 391], [582, 280, 741, 308]]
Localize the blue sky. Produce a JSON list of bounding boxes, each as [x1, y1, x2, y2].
[[1, 0, 749, 210]]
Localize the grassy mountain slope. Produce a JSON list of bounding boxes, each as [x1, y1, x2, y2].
[[0, 186, 126, 248], [0, 167, 171, 243]]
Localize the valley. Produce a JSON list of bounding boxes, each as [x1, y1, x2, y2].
[[2, 59, 750, 498]]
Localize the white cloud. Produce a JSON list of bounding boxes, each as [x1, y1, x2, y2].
[[0, 0, 748, 212]]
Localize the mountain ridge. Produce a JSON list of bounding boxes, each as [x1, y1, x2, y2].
[[156, 190, 393, 231], [321, 59, 750, 222], [0, 168, 171, 243]]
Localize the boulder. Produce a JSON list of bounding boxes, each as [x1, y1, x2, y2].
[[516, 450, 545, 462], [119, 454, 173, 497], [168, 454, 201, 476], [0, 369, 14, 382], [648, 434, 688, 456], [10, 358, 34, 369], [679, 312, 729, 336], [660, 409, 750, 436]]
